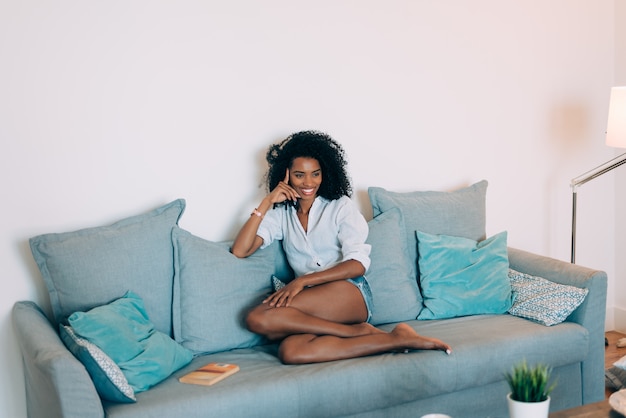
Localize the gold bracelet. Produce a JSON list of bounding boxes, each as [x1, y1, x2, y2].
[[251, 208, 263, 218]]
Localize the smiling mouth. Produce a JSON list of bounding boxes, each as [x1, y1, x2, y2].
[[299, 188, 316, 196]]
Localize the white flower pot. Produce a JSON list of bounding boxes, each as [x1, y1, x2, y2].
[[507, 393, 550, 418]]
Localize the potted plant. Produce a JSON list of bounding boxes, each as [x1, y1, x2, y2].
[[504, 360, 555, 418]]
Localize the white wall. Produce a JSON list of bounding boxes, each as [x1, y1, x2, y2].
[[614, 0, 626, 332], [0, 1, 618, 416]]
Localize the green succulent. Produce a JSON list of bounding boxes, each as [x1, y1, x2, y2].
[[505, 360, 556, 402]]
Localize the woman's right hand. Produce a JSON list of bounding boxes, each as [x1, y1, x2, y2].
[[231, 170, 299, 258], [263, 277, 305, 308], [268, 169, 300, 205]]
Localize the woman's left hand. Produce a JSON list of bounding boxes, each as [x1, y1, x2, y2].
[[263, 278, 306, 308]]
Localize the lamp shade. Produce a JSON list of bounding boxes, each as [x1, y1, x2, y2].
[[606, 86, 626, 148]]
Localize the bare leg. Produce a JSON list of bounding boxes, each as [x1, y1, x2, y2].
[[246, 281, 380, 340], [246, 280, 452, 364], [247, 304, 382, 341], [278, 324, 452, 364]]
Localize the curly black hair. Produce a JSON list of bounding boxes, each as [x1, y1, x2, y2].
[[265, 130, 352, 200]]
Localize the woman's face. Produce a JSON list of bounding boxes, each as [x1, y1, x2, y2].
[[289, 157, 322, 203]]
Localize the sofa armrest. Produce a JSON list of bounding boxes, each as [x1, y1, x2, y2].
[[507, 247, 607, 404], [12, 301, 104, 418]]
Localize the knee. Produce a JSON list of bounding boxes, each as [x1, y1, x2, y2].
[[245, 307, 269, 335], [278, 338, 312, 365], [278, 342, 302, 365]]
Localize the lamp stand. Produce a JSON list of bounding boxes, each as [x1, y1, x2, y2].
[[571, 152, 626, 264]]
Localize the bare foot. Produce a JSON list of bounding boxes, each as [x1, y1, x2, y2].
[[391, 323, 452, 354]]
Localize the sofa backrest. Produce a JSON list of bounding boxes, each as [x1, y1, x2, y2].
[[29, 199, 185, 335]]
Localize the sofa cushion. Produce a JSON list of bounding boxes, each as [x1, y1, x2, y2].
[[508, 269, 589, 326], [171, 227, 275, 355], [366, 208, 422, 324], [368, 180, 487, 240], [416, 231, 512, 320], [29, 199, 185, 335], [268, 208, 422, 325], [102, 315, 588, 418], [59, 325, 136, 403], [67, 291, 192, 394], [368, 181, 488, 307]]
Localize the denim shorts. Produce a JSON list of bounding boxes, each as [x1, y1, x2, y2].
[[346, 276, 373, 323]]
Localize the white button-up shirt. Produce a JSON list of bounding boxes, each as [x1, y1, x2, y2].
[[257, 196, 371, 277]]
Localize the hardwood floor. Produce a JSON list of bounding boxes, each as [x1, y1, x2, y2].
[[605, 330, 626, 399]]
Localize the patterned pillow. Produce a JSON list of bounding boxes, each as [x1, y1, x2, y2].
[[59, 325, 135, 403], [272, 276, 286, 291], [67, 291, 193, 393], [508, 269, 589, 326]]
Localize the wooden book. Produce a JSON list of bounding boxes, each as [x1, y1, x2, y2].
[[179, 363, 240, 386]]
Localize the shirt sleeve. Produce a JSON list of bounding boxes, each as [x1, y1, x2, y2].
[[336, 197, 371, 272], [257, 207, 284, 250]]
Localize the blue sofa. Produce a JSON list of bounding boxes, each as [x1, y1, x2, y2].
[[13, 181, 607, 418]]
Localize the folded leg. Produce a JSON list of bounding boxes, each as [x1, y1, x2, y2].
[[278, 323, 451, 364]]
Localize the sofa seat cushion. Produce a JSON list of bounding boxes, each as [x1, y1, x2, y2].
[[102, 315, 588, 418]]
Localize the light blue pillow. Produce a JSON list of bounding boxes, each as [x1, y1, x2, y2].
[[416, 230, 512, 320], [29, 199, 185, 335], [59, 325, 136, 403], [268, 209, 422, 324], [508, 269, 589, 326], [368, 181, 488, 286], [366, 208, 422, 324], [171, 227, 275, 355], [68, 291, 193, 393]]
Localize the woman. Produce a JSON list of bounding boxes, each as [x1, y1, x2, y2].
[[231, 130, 451, 364]]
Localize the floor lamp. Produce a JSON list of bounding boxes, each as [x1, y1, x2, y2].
[[571, 86, 626, 264]]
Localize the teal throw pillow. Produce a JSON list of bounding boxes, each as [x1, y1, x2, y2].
[[368, 181, 488, 289], [507, 269, 589, 326], [416, 230, 512, 320], [171, 227, 275, 355], [29, 199, 185, 335], [68, 291, 193, 393], [366, 208, 422, 324], [59, 325, 136, 403]]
